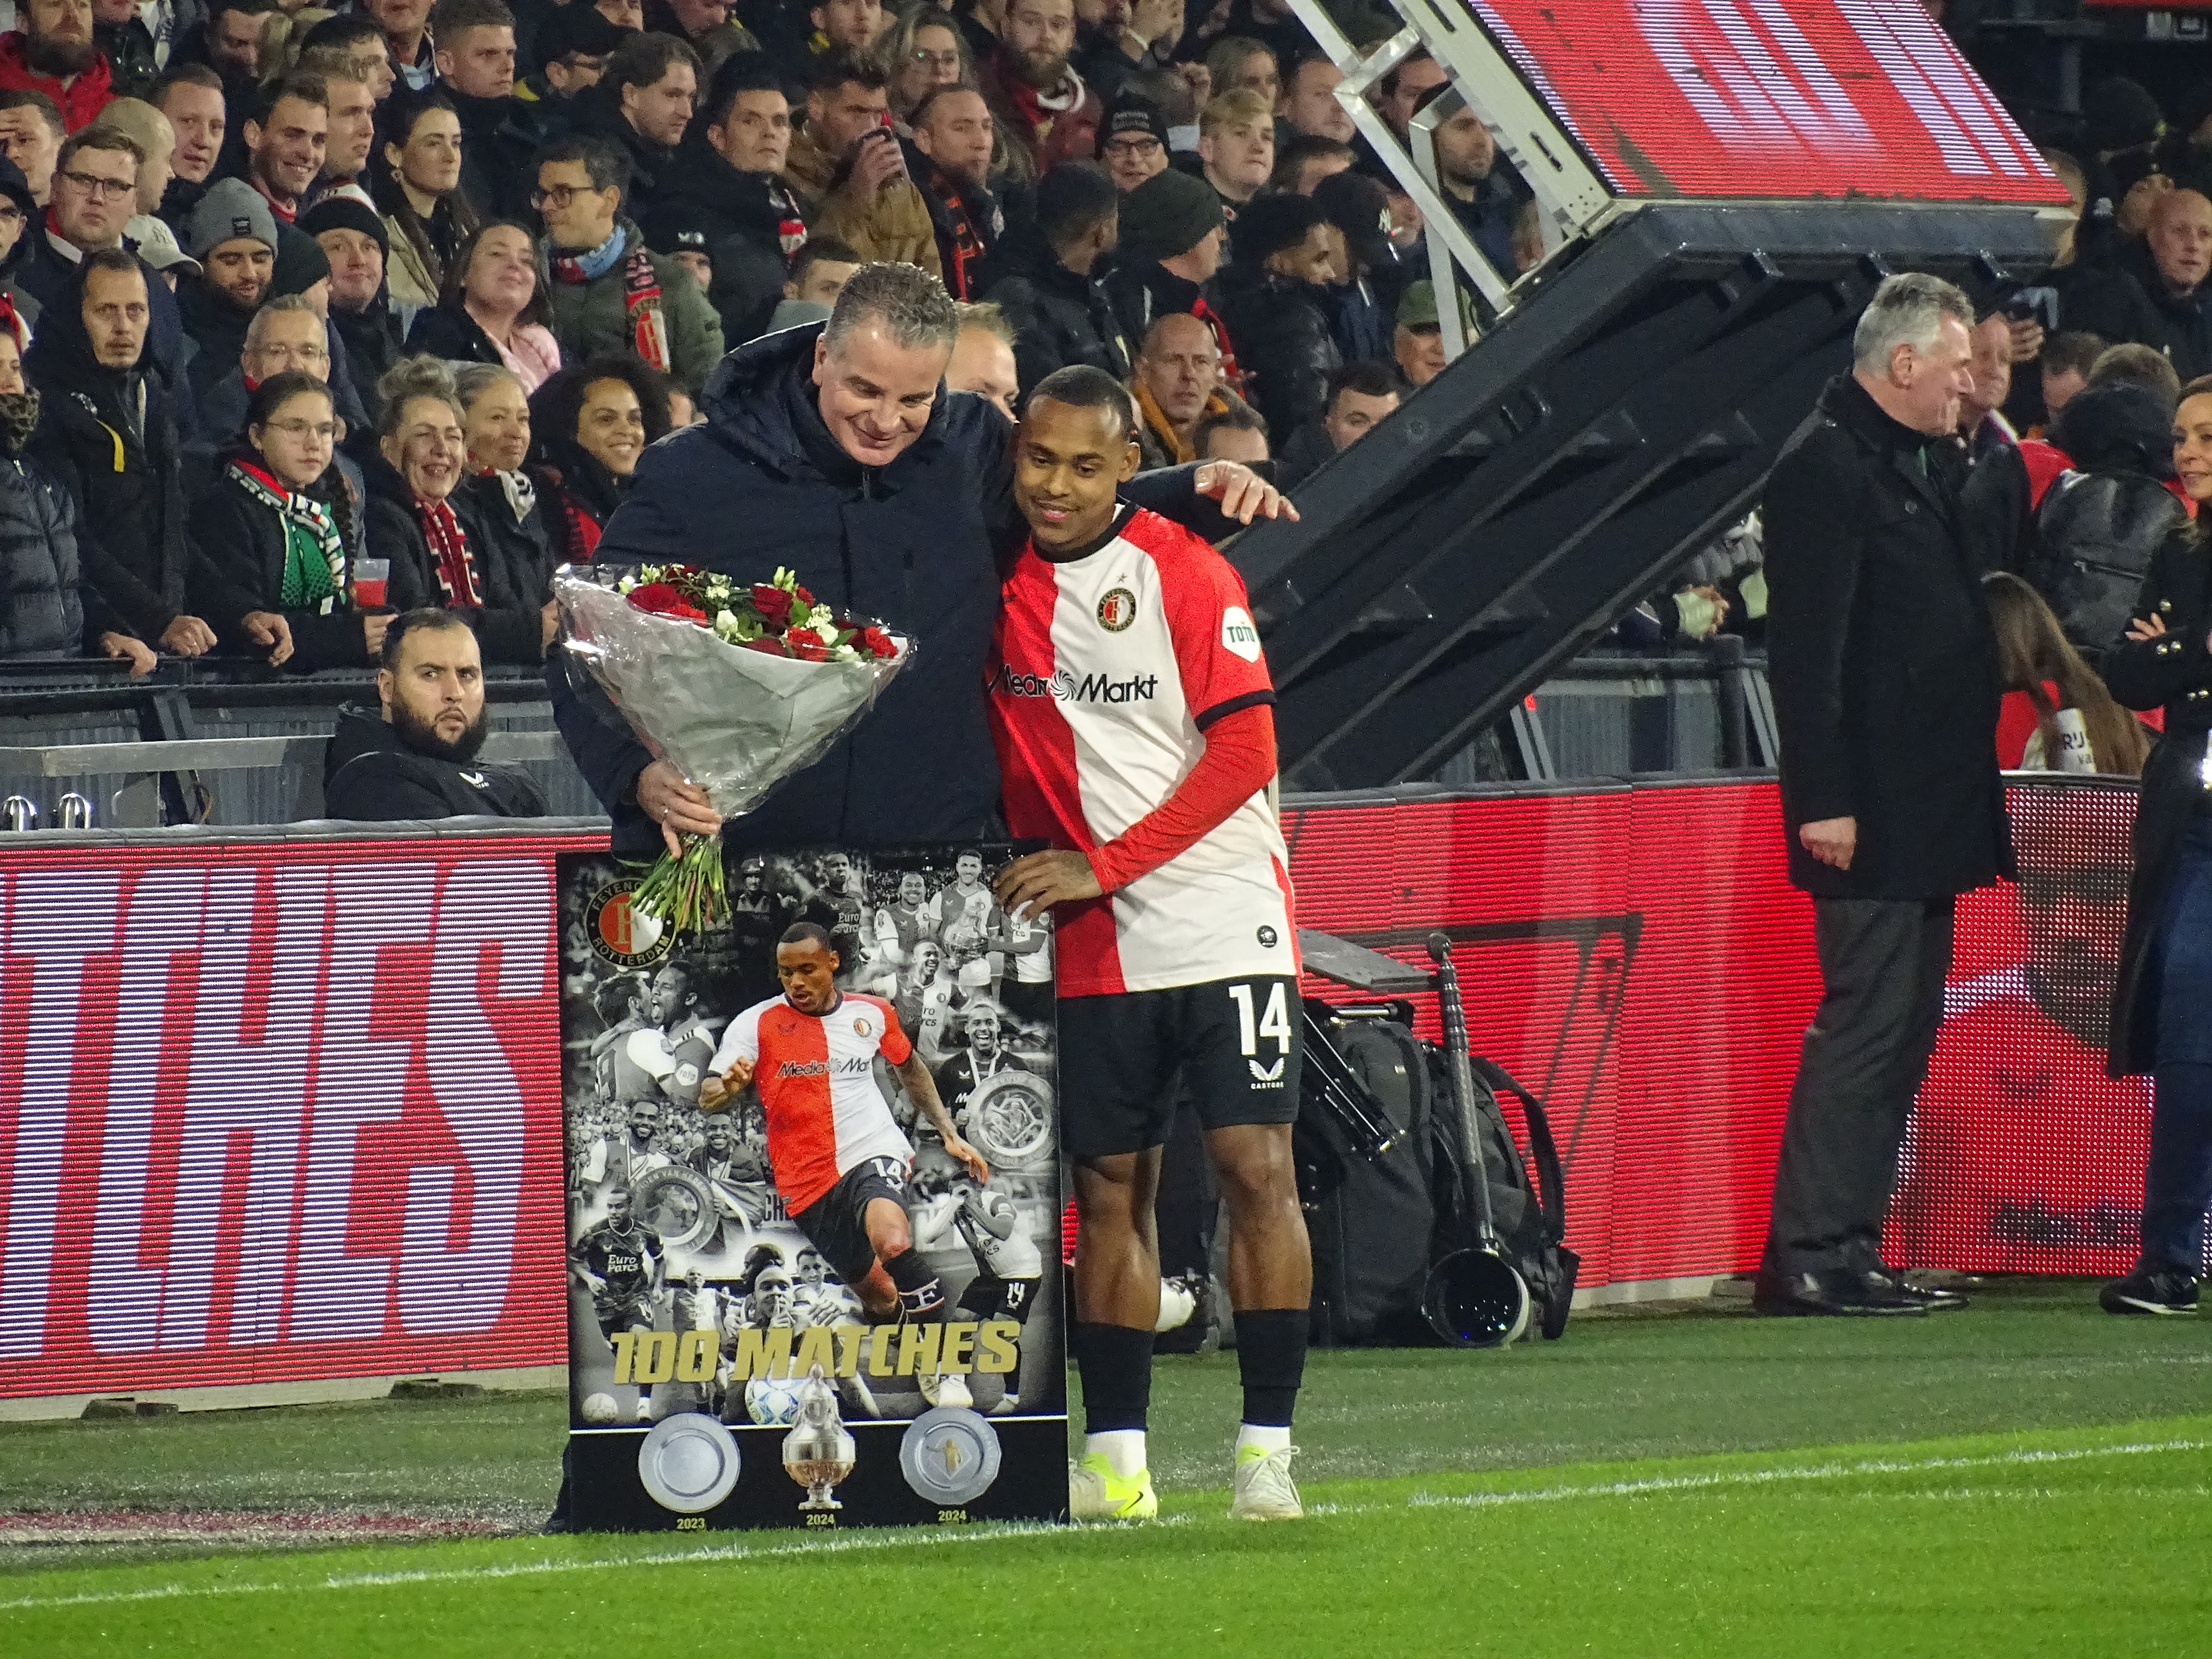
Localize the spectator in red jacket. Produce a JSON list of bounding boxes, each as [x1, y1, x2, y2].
[[0, 0, 116, 134]]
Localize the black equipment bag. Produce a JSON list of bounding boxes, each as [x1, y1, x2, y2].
[[1295, 1000, 1438, 1347], [1426, 1051, 1580, 1341]]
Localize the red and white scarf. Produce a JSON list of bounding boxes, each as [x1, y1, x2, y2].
[[414, 492, 482, 607]]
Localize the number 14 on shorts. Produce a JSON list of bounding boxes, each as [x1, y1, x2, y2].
[[1229, 982, 1292, 1084]]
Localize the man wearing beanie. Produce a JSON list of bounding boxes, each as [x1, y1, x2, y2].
[[1214, 189, 1341, 439], [305, 190, 407, 421], [178, 173, 276, 392], [1100, 165, 1237, 390], [518, 1, 631, 107], [1097, 93, 1168, 195]]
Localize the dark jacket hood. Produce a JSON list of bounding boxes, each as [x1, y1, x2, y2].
[[23, 256, 140, 419], [698, 320, 954, 491], [655, 135, 797, 229], [2050, 380, 2179, 478]]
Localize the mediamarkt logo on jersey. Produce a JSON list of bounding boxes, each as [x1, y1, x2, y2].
[[0, 840, 576, 1401], [988, 664, 1160, 704]]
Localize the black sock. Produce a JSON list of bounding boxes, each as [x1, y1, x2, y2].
[[1234, 1308, 1307, 1428], [1071, 1321, 1153, 1434], [883, 1249, 946, 1319]]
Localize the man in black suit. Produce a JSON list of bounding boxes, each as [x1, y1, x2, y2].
[[1758, 271, 2014, 1318]]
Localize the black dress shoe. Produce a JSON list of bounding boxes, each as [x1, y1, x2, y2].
[[1751, 1266, 1928, 1316], [1853, 1258, 1969, 1311]]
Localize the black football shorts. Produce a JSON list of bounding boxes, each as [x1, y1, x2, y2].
[[1057, 974, 1303, 1160], [790, 1157, 911, 1285]]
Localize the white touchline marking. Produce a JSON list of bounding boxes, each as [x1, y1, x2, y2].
[[1401, 1438, 2211, 1510], [0, 1439, 2202, 1616]]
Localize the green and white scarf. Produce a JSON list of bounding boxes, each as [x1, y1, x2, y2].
[[230, 459, 345, 612]]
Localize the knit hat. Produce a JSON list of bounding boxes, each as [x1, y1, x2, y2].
[[1228, 189, 1327, 265], [270, 225, 331, 297], [1097, 93, 1169, 157], [125, 212, 201, 278], [2083, 76, 2164, 154], [1396, 278, 1439, 329], [186, 176, 279, 259], [535, 0, 632, 65], [300, 190, 389, 256], [1312, 168, 1391, 271], [1117, 168, 1222, 262], [0, 154, 33, 226], [643, 199, 710, 259]]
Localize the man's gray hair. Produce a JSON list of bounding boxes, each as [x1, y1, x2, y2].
[[245, 292, 321, 349], [1852, 272, 1974, 371], [824, 262, 959, 357]]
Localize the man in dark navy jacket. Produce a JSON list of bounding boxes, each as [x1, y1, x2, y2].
[[548, 259, 1289, 860]]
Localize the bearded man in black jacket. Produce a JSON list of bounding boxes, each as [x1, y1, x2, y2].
[[325, 607, 546, 818]]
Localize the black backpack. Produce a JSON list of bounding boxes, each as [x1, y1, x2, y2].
[[1295, 1000, 1578, 1345], [2028, 471, 2186, 657], [1425, 1051, 1580, 1342], [1295, 1003, 1439, 1347]]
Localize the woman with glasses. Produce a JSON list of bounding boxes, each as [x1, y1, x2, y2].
[[405, 219, 564, 392], [373, 89, 477, 311], [452, 361, 556, 641], [364, 354, 559, 662], [186, 370, 376, 670], [526, 353, 670, 564], [885, 7, 969, 123]]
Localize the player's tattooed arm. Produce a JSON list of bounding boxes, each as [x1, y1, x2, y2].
[[699, 1054, 755, 1113], [896, 1053, 991, 1185]]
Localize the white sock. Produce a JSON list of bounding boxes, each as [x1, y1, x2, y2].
[[1236, 1423, 1291, 1457], [1085, 1429, 1147, 1478]]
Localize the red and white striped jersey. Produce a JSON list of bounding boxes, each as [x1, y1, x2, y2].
[[987, 506, 1296, 996], [707, 993, 913, 1212]]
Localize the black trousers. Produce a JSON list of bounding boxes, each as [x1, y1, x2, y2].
[[1765, 896, 1955, 1275]]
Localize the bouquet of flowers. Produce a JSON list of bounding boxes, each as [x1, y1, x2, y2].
[[556, 563, 910, 934]]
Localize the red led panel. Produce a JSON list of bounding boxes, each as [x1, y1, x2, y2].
[[1887, 782, 2153, 1278], [1461, 0, 2069, 205], [0, 833, 597, 1403]]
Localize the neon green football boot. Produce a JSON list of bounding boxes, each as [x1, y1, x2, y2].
[[1067, 1452, 1158, 1521]]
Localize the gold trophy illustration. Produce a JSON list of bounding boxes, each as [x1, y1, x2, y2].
[[782, 1364, 857, 1512]]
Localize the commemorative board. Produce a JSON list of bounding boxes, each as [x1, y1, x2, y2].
[[557, 842, 1067, 1531]]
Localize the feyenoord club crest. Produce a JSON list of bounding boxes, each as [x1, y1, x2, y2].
[[853, 1014, 873, 1037], [584, 877, 675, 968], [1097, 588, 1137, 632]]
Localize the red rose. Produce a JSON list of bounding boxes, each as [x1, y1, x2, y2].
[[751, 585, 794, 628], [627, 582, 687, 616], [671, 602, 707, 623], [740, 637, 785, 655], [789, 634, 830, 663], [793, 583, 816, 608], [859, 626, 896, 659]]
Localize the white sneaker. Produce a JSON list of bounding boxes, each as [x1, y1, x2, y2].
[[918, 1371, 973, 1409], [1228, 1445, 1302, 1520]]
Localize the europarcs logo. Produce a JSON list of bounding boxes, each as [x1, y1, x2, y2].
[[989, 664, 1160, 704]]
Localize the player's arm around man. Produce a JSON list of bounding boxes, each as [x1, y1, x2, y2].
[[989, 367, 1311, 1525]]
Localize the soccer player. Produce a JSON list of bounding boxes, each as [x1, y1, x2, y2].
[[699, 922, 991, 1325], [874, 871, 935, 969], [988, 365, 1309, 1522], [571, 1187, 666, 1351]]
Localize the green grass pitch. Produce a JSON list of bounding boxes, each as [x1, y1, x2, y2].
[[2, 1281, 2208, 1657]]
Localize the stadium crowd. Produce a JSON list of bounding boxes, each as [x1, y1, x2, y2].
[[0, 0, 1504, 676]]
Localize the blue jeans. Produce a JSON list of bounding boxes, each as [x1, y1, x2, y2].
[[2147, 813, 2212, 1272]]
